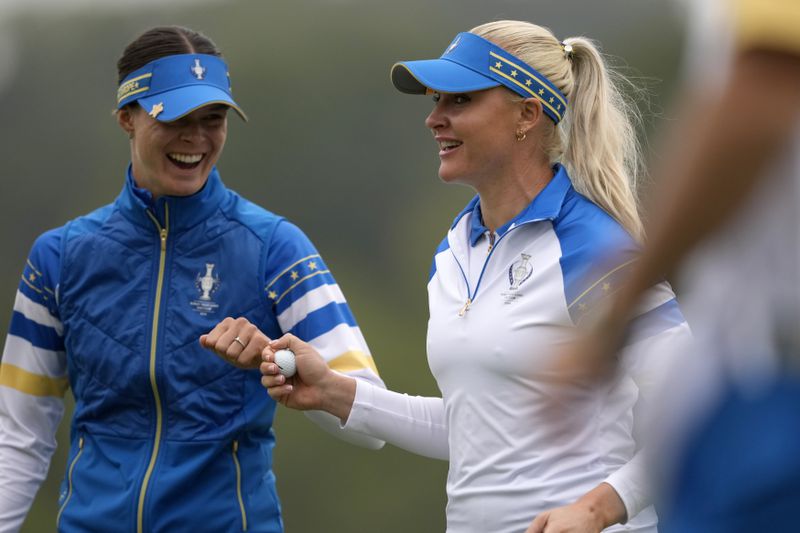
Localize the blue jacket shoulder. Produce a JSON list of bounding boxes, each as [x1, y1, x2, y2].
[[553, 188, 636, 259], [64, 203, 117, 237], [552, 189, 639, 322], [220, 191, 287, 246], [23, 203, 115, 303]]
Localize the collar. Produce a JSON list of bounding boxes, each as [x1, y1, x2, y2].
[[450, 163, 573, 246], [117, 164, 227, 231]]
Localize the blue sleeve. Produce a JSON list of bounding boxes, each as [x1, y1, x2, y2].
[[553, 194, 685, 337], [553, 196, 639, 325], [18, 228, 63, 317], [9, 229, 65, 354]]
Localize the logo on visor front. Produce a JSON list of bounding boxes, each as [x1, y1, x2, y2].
[[445, 36, 461, 54], [191, 59, 206, 80]]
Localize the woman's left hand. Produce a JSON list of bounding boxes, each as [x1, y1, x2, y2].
[[526, 483, 626, 533], [200, 316, 271, 369]]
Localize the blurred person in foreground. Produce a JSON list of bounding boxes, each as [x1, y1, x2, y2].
[[244, 20, 691, 533], [552, 0, 800, 531], [0, 25, 384, 533]]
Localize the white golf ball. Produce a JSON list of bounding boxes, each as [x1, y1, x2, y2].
[[274, 349, 296, 378]]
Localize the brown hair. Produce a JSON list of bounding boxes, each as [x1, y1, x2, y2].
[[117, 26, 222, 85]]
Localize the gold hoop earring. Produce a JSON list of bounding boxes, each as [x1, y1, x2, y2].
[[516, 130, 527, 142]]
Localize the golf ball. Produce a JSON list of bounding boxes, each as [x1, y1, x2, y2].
[[274, 349, 296, 378]]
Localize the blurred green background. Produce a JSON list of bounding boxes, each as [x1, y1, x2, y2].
[[0, 0, 685, 531]]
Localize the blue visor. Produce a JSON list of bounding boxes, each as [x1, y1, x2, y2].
[[391, 32, 567, 123], [116, 53, 247, 122]]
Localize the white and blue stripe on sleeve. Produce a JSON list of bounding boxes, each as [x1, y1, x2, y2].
[[264, 221, 380, 381], [1, 229, 68, 399]]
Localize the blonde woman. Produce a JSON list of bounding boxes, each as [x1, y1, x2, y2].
[[214, 20, 690, 533]]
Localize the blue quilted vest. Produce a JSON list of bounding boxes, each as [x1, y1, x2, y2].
[[56, 167, 284, 532]]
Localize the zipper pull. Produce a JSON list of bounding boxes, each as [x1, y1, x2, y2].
[[160, 229, 167, 251], [458, 298, 471, 317], [487, 232, 495, 254]]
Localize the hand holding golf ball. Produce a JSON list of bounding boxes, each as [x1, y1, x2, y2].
[[261, 334, 358, 420], [261, 334, 343, 410], [273, 349, 296, 378]]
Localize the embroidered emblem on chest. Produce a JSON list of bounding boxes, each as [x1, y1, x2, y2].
[[191, 263, 221, 316], [502, 253, 533, 304]]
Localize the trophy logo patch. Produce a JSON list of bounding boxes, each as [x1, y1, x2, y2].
[[502, 253, 533, 304], [191, 263, 220, 315]]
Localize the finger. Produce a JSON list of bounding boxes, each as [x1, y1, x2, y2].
[[260, 372, 286, 388], [219, 318, 252, 360], [265, 386, 291, 402], [199, 334, 208, 348], [260, 361, 280, 376], [528, 513, 548, 533], [267, 333, 295, 351], [222, 335, 245, 360], [248, 331, 271, 354], [262, 346, 274, 363], [235, 324, 264, 368], [203, 317, 234, 351], [262, 376, 292, 397]]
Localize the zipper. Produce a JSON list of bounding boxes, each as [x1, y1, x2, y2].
[[56, 436, 85, 527], [137, 204, 169, 533], [458, 298, 472, 317], [232, 440, 248, 531], [487, 231, 496, 254], [452, 219, 544, 317]]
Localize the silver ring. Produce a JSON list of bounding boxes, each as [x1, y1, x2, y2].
[[233, 336, 246, 349]]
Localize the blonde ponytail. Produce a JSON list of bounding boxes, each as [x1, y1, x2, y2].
[[471, 21, 645, 239], [561, 36, 644, 239]]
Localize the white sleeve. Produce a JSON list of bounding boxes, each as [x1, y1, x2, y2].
[[279, 291, 387, 449], [303, 408, 385, 451], [603, 449, 648, 523], [603, 283, 693, 521], [0, 290, 68, 532], [341, 380, 449, 460], [264, 222, 387, 449]]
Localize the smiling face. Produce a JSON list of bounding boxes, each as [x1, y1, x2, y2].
[[424, 87, 524, 188], [117, 104, 229, 198]]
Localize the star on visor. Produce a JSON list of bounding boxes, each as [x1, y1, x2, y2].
[[149, 102, 164, 119]]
